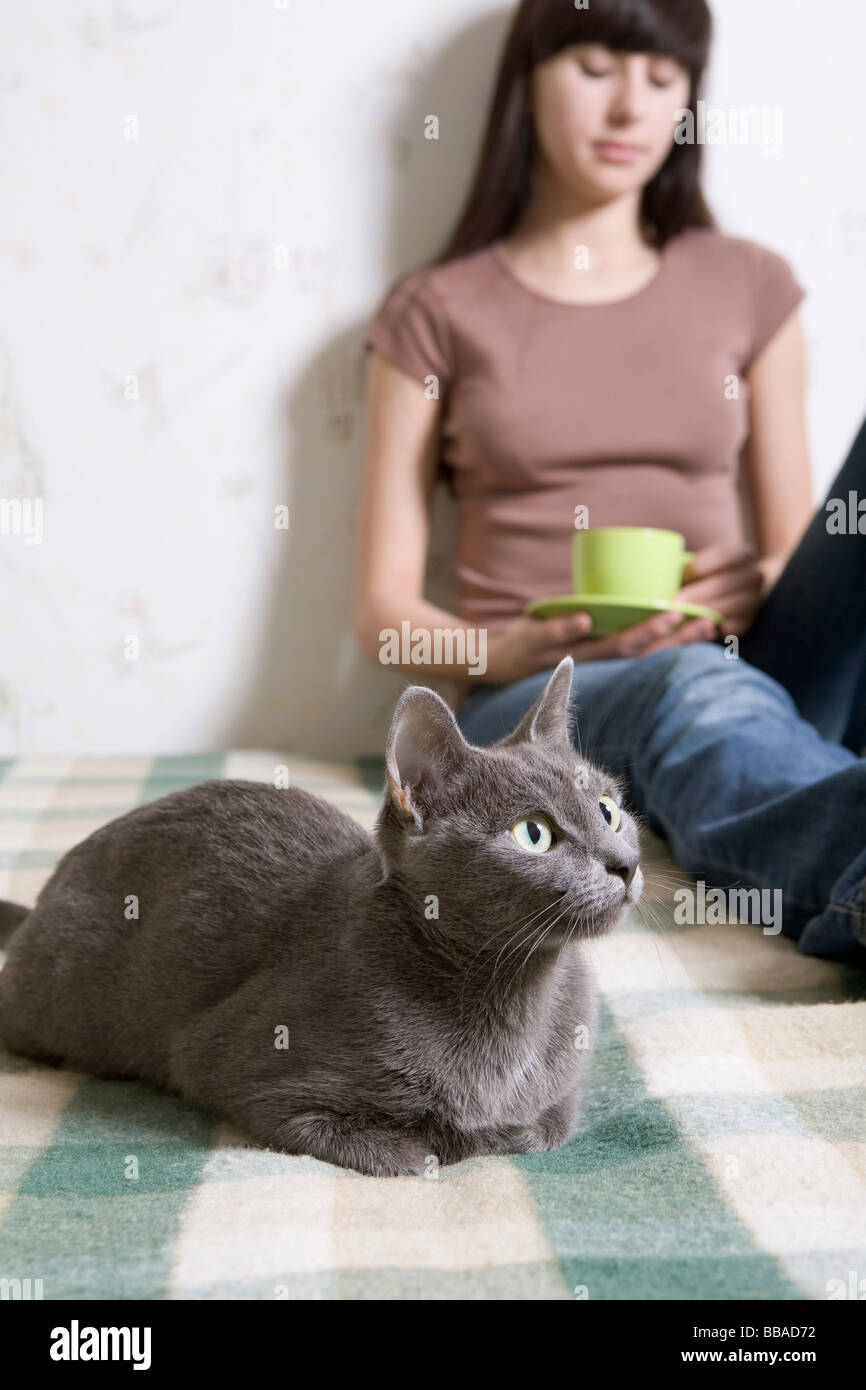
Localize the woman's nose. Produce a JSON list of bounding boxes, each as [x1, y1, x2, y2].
[[608, 66, 650, 124]]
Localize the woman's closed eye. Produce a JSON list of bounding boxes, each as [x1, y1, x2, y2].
[[580, 60, 613, 79], [648, 66, 680, 88], [575, 43, 613, 78]]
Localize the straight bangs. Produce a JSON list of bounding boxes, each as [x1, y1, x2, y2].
[[525, 0, 711, 76]]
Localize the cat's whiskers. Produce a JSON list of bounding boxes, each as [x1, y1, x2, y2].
[[555, 908, 584, 969], [631, 892, 698, 1006], [485, 893, 567, 977], [457, 893, 567, 1018], [490, 896, 572, 983], [510, 898, 576, 981], [483, 917, 559, 1004], [472, 895, 576, 1007], [642, 868, 690, 892], [636, 889, 678, 938]]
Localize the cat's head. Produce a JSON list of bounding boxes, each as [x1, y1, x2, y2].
[[376, 657, 642, 954]]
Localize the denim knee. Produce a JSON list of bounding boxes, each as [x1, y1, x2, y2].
[[634, 641, 801, 726]]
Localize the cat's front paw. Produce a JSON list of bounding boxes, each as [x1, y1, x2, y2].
[[512, 1128, 557, 1154], [511, 1112, 577, 1155], [272, 1111, 432, 1178], [455, 1117, 574, 1159], [357, 1133, 434, 1178]]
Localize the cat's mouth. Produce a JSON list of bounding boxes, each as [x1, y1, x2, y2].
[[625, 865, 643, 905], [574, 869, 643, 937], [517, 871, 643, 951]]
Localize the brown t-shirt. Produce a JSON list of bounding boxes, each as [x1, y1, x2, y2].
[[363, 226, 805, 660]]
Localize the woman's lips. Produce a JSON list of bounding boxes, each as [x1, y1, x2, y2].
[[593, 140, 645, 163]]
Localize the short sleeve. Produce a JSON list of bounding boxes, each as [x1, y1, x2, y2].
[[743, 241, 805, 370], [364, 270, 453, 396]]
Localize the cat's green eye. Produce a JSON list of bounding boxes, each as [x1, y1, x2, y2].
[[512, 815, 554, 855], [599, 795, 622, 832]]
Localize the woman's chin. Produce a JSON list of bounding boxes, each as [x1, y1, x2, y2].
[[571, 160, 654, 202]]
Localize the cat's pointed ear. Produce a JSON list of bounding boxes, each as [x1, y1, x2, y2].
[[384, 684, 467, 830], [494, 655, 575, 749]]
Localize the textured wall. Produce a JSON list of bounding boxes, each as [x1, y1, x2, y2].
[[2, 0, 864, 756]]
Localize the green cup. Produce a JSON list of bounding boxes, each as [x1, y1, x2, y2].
[[572, 526, 694, 601]]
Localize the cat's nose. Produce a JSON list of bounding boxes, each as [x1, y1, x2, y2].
[[606, 848, 639, 890]]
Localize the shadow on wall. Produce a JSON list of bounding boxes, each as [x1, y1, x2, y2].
[[229, 10, 511, 759]]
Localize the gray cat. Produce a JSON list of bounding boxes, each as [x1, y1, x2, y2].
[[0, 656, 641, 1177]]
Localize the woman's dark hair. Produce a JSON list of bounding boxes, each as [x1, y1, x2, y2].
[[434, 0, 714, 265]]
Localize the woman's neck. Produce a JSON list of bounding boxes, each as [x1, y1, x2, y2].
[[495, 168, 664, 305]]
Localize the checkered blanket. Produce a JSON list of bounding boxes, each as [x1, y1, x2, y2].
[[1, 752, 864, 1301]]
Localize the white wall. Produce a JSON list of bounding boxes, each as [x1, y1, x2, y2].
[[2, 0, 864, 757]]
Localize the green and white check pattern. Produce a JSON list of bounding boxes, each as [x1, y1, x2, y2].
[[1, 752, 864, 1300]]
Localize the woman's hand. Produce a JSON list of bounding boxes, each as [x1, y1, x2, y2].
[[484, 609, 718, 686], [675, 541, 765, 638]]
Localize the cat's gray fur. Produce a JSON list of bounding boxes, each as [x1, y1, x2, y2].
[[0, 657, 641, 1176]]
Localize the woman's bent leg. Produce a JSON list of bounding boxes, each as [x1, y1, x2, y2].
[[455, 645, 866, 965]]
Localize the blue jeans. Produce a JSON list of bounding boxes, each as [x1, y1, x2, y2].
[[455, 414, 866, 966]]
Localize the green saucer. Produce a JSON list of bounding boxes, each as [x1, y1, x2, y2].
[[524, 593, 724, 635]]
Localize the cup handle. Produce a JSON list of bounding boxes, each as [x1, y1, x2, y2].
[[681, 550, 695, 580]]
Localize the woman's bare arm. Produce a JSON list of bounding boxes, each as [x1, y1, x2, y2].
[[741, 309, 814, 591], [353, 350, 486, 681], [674, 309, 816, 635]]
